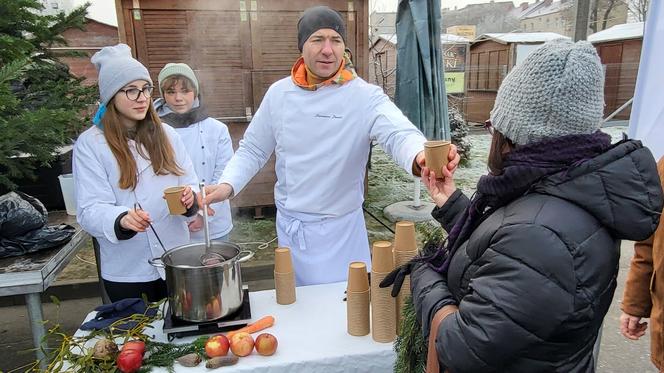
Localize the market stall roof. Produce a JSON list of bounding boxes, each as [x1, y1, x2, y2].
[[376, 33, 470, 46], [475, 32, 569, 44], [588, 22, 645, 43]]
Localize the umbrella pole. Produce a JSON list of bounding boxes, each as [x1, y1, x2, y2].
[[412, 178, 421, 208]]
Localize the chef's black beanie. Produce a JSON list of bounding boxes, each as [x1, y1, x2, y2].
[[297, 6, 347, 52]]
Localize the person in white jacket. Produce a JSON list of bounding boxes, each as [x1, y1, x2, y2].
[[73, 44, 200, 302], [154, 63, 234, 242], [204, 6, 458, 286]]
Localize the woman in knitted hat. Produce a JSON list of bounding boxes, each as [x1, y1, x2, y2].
[[382, 39, 663, 372], [154, 63, 234, 242], [73, 44, 200, 302]]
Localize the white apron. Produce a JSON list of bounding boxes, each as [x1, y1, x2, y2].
[[276, 206, 371, 286]]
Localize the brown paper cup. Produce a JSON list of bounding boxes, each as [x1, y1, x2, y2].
[[164, 186, 186, 215], [347, 289, 370, 336], [424, 140, 451, 179], [371, 270, 397, 343], [394, 221, 417, 252], [274, 247, 294, 273], [274, 271, 296, 305], [348, 262, 369, 292], [393, 249, 418, 331], [372, 241, 394, 273]]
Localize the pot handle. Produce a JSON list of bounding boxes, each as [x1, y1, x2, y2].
[[237, 250, 254, 263], [148, 257, 165, 268]]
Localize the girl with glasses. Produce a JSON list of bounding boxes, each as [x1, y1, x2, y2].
[[73, 44, 200, 302]]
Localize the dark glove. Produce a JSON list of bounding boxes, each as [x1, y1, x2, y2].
[[379, 259, 423, 298], [80, 298, 157, 331], [410, 263, 457, 342]]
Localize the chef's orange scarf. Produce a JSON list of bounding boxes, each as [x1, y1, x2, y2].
[[291, 51, 357, 90]]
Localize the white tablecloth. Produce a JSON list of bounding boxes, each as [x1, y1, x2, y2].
[[76, 281, 396, 372]]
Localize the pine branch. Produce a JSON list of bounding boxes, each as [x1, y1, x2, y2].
[[0, 58, 29, 84], [394, 297, 426, 373]]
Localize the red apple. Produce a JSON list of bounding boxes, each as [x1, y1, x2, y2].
[[205, 334, 230, 358], [230, 332, 254, 357], [254, 333, 278, 356], [116, 349, 142, 373], [121, 340, 145, 356]]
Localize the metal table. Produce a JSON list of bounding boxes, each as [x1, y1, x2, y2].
[[0, 212, 90, 369]]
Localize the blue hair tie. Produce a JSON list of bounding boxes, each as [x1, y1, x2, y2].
[[92, 103, 107, 127]]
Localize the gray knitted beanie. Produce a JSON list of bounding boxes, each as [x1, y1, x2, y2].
[[490, 39, 605, 145], [158, 63, 199, 97], [91, 44, 152, 106]]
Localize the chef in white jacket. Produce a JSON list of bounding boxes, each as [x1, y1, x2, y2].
[[205, 6, 456, 286], [154, 62, 234, 242], [74, 44, 200, 302]]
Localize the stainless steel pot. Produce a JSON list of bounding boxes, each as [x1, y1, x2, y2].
[[149, 242, 254, 322]]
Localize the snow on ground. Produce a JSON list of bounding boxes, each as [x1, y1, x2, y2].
[[364, 125, 630, 242]]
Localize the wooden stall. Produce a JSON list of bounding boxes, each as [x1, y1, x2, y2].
[[589, 23, 644, 120], [115, 0, 369, 210]]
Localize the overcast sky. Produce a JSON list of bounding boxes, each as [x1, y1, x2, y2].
[[75, 0, 520, 26]]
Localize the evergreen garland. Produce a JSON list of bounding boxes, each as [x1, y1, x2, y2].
[[394, 296, 426, 373]]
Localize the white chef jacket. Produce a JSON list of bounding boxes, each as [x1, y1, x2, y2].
[[73, 124, 199, 282], [220, 77, 426, 285]]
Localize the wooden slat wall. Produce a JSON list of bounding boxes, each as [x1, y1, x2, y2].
[[615, 39, 641, 120], [466, 40, 509, 123], [227, 122, 277, 208]]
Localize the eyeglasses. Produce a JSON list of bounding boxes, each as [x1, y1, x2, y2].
[[484, 119, 494, 135], [119, 86, 154, 101]]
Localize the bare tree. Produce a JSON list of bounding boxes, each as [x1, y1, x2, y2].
[[627, 0, 649, 21], [562, 0, 628, 34], [595, 0, 619, 31]]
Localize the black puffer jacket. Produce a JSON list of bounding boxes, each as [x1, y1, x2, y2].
[[412, 140, 663, 373]]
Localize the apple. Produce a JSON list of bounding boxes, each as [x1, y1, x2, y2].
[[121, 340, 145, 356], [116, 349, 142, 373], [254, 333, 278, 356], [205, 334, 230, 358], [230, 332, 254, 357]]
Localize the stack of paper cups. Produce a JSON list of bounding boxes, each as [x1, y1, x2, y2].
[[371, 241, 397, 343], [393, 221, 419, 331], [274, 247, 296, 305], [347, 262, 370, 336]]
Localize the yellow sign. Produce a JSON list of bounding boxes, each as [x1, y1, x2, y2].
[[446, 25, 476, 40], [444, 72, 465, 94]]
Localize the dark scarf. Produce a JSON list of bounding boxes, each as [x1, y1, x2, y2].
[[425, 131, 613, 274], [158, 102, 209, 128]]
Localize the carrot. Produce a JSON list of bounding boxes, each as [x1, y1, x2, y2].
[[226, 316, 275, 339]]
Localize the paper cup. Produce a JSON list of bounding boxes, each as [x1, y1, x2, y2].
[[394, 221, 417, 252], [275, 271, 296, 305], [348, 262, 370, 292], [164, 186, 186, 215], [372, 241, 394, 273], [274, 247, 294, 273], [393, 249, 418, 331], [371, 270, 397, 343], [424, 140, 451, 179], [347, 288, 370, 336]]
